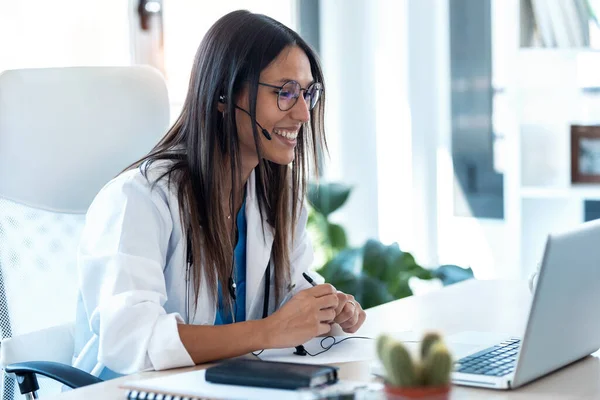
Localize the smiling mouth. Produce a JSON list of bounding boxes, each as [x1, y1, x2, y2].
[[272, 128, 299, 140]]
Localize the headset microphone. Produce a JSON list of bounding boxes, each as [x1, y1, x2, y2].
[[218, 95, 272, 141], [234, 106, 272, 141], [255, 121, 273, 141]]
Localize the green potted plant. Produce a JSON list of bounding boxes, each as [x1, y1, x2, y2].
[[376, 332, 453, 400], [307, 182, 474, 308]]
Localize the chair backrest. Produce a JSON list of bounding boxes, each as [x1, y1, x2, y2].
[[0, 66, 169, 399]]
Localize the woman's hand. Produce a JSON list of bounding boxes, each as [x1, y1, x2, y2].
[[333, 291, 366, 333], [264, 284, 339, 349]]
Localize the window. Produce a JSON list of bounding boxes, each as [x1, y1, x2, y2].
[[449, 0, 504, 219]]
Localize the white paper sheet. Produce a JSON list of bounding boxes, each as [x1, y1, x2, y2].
[[257, 335, 377, 364], [257, 331, 514, 367], [122, 369, 381, 400], [124, 370, 304, 399]]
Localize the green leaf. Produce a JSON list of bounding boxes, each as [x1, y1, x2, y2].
[[324, 272, 394, 310], [431, 264, 474, 286], [399, 253, 433, 280], [313, 214, 474, 309], [361, 239, 435, 300], [362, 239, 390, 280], [318, 248, 360, 282], [319, 249, 397, 308], [387, 274, 414, 300], [409, 267, 434, 280], [363, 240, 425, 281], [327, 223, 347, 251], [307, 182, 352, 218], [353, 275, 395, 309], [400, 252, 417, 268]]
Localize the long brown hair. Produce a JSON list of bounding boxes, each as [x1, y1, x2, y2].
[[127, 10, 326, 312]]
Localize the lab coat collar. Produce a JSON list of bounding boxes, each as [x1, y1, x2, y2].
[[245, 169, 274, 318]]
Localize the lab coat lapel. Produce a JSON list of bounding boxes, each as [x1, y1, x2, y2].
[[245, 170, 274, 318]]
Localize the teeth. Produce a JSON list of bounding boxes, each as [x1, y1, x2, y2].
[[273, 129, 298, 140]]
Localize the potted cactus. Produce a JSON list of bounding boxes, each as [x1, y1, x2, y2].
[[376, 332, 453, 400]]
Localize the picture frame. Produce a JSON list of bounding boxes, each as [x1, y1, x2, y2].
[[571, 125, 600, 184]]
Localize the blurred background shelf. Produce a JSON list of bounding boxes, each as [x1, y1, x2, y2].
[[520, 185, 600, 200], [500, 0, 600, 278]]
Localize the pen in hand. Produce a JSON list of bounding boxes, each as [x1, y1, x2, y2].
[[304, 272, 338, 326], [294, 272, 321, 357], [278, 273, 318, 309], [302, 272, 317, 287]]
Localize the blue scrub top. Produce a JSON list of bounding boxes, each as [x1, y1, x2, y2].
[[214, 198, 247, 324]]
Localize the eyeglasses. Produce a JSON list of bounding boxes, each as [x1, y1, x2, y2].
[[258, 80, 323, 111]]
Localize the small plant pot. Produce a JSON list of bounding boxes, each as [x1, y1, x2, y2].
[[384, 383, 451, 400]]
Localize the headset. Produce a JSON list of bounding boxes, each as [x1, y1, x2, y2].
[[218, 95, 273, 141]]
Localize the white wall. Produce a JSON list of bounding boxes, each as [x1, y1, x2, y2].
[[0, 0, 130, 70]]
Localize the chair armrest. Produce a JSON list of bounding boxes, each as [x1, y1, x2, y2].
[[5, 361, 102, 394], [0, 323, 75, 367]]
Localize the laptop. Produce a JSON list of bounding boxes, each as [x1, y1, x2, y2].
[[372, 219, 600, 389], [452, 219, 600, 389]]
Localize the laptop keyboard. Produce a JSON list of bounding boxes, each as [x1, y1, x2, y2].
[[454, 338, 521, 377]]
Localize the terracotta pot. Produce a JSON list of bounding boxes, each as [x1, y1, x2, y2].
[[384, 384, 451, 400]]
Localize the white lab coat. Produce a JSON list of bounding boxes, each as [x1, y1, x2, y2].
[[72, 161, 323, 378]]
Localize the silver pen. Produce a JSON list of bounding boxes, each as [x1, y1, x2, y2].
[[302, 272, 317, 287]]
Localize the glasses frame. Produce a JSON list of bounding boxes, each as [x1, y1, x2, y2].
[[258, 80, 323, 111]]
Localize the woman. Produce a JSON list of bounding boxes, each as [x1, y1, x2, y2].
[[73, 10, 366, 379]]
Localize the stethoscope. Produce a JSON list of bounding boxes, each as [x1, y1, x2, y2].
[[184, 234, 270, 324]]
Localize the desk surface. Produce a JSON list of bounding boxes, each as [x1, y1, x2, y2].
[[50, 280, 600, 399]]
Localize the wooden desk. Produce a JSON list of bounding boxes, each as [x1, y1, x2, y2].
[[49, 280, 600, 399]]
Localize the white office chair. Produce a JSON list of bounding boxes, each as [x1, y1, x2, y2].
[[0, 66, 170, 399]]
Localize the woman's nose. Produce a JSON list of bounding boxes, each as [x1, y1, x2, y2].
[[290, 94, 311, 123]]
